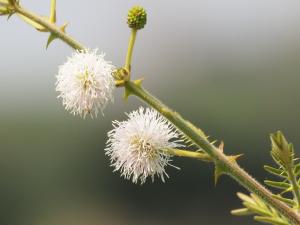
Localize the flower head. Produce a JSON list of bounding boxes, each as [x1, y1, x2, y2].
[[56, 49, 115, 118], [105, 107, 182, 184], [127, 6, 147, 30]]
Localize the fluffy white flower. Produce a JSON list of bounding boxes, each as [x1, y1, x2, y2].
[[56, 49, 115, 118], [105, 107, 182, 184]]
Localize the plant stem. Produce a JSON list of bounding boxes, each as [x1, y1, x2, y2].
[[165, 148, 212, 162], [124, 80, 300, 224], [49, 0, 56, 23], [287, 167, 300, 209], [125, 29, 137, 72], [13, 3, 84, 50]]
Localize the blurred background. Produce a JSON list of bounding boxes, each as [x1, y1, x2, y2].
[[1, 0, 300, 224]]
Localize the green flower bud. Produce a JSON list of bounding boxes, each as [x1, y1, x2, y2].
[[127, 6, 147, 30], [270, 131, 294, 167]]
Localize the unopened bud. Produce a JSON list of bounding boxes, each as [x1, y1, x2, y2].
[[127, 6, 147, 30]]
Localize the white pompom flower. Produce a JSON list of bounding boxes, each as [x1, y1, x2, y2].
[[56, 49, 115, 118], [105, 107, 183, 184]]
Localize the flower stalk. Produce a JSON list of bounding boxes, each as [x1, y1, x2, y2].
[[164, 148, 212, 162], [49, 0, 56, 23], [124, 6, 146, 74], [124, 29, 137, 74]]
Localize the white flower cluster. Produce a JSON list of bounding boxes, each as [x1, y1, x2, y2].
[[56, 49, 115, 118], [105, 107, 183, 184], [55, 50, 184, 184]]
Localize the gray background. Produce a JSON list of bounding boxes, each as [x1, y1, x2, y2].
[[1, 0, 300, 224]]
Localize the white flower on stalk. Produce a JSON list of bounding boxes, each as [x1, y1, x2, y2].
[[105, 107, 183, 184], [56, 49, 115, 118]]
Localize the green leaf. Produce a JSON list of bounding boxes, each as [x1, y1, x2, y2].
[[233, 192, 290, 225], [265, 131, 300, 208], [231, 208, 253, 216], [264, 165, 287, 178], [233, 132, 297, 225], [264, 180, 291, 190], [237, 192, 255, 204], [270, 131, 294, 169], [254, 216, 289, 225], [272, 194, 295, 206], [251, 194, 267, 208], [243, 202, 270, 217], [294, 163, 300, 175]]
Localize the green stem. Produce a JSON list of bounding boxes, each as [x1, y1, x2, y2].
[[13, 3, 84, 50], [124, 80, 300, 224], [49, 0, 56, 23], [125, 29, 137, 72], [165, 148, 212, 162], [287, 167, 300, 209]]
